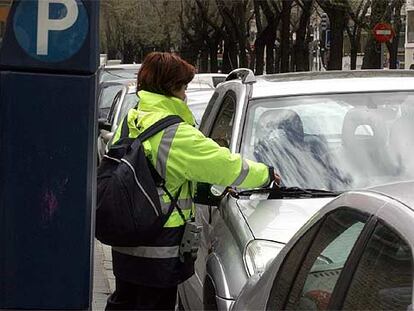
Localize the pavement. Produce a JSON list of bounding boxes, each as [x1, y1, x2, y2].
[[92, 240, 115, 311]]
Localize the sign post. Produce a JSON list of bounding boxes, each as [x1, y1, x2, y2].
[[373, 22, 395, 68], [0, 0, 99, 309]]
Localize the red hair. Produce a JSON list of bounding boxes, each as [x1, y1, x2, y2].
[[137, 52, 196, 96]]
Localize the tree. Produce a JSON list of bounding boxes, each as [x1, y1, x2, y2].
[[386, 0, 404, 69], [253, 0, 281, 74], [361, 0, 388, 69], [346, 0, 371, 70], [100, 0, 182, 63], [280, 0, 293, 72], [293, 0, 314, 72], [316, 0, 349, 70]]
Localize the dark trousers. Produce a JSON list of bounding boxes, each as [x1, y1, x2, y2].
[[105, 278, 178, 311]]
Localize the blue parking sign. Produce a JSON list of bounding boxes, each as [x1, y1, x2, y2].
[[13, 0, 88, 62], [0, 0, 99, 309]]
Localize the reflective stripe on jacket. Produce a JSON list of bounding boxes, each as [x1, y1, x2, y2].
[[110, 90, 270, 287]]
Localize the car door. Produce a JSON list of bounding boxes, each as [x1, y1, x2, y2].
[[265, 207, 373, 310], [334, 220, 413, 311], [97, 89, 123, 163], [180, 90, 238, 310], [196, 90, 237, 273]]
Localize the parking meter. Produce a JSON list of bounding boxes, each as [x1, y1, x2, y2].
[[0, 0, 99, 309]]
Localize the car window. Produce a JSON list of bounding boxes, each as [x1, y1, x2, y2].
[[98, 84, 124, 119], [284, 208, 369, 311], [116, 93, 138, 126], [199, 92, 220, 133], [268, 221, 323, 310], [242, 92, 414, 191], [209, 93, 236, 148], [342, 221, 413, 311], [107, 91, 122, 125]]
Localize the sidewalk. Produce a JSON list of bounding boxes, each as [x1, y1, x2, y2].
[[92, 240, 115, 311]]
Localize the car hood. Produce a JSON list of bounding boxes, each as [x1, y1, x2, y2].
[[236, 197, 333, 243]]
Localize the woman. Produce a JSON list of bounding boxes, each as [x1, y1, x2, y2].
[[106, 52, 280, 310]]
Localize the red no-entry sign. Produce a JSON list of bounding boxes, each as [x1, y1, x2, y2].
[[373, 23, 395, 43]]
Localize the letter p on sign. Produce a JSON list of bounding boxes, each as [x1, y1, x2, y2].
[[37, 0, 78, 56]]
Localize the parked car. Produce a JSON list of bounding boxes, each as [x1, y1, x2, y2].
[[233, 180, 414, 311], [98, 80, 134, 120], [99, 64, 141, 82], [97, 84, 215, 163], [178, 69, 414, 310], [188, 73, 227, 90]]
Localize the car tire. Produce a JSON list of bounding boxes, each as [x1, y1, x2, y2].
[[203, 277, 218, 311]]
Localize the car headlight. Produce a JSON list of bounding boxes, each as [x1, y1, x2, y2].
[[244, 240, 285, 277]]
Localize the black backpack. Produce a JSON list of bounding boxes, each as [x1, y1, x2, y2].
[[96, 115, 183, 247]]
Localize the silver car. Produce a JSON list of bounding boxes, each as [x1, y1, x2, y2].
[[234, 181, 414, 311], [178, 69, 414, 310]]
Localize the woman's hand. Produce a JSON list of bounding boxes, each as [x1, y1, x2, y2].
[[273, 172, 281, 187]]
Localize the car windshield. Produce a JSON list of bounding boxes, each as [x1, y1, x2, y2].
[[187, 91, 213, 126], [242, 92, 414, 191], [188, 102, 207, 126]]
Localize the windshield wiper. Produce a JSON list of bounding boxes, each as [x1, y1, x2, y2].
[[235, 186, 342, 199]]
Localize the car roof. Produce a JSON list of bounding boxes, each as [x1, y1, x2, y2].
[[100, 79, 135, 87], [104, 64, 141, 70], [125, 84, 213, 104], [251, 70, 414, 99], [367, 181, 414, 209]]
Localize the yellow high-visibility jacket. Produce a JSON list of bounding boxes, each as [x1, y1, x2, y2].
[[110, 90, 270, 287]]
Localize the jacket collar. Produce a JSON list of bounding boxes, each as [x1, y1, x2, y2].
[[137, 90, 195, 126]]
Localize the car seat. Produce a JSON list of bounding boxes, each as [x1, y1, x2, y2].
[[341, 108, 394, 176], [388, 106, 414, 175], [253, 109, 309, 186]]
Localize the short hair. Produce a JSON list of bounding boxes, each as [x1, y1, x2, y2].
[[137, 52, 196, 97]]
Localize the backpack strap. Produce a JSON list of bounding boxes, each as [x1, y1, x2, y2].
[[138, 115, 183, 142], [129, 115, 186, 222], [120, 114, 130, 138], [119, 114, 182, 144]]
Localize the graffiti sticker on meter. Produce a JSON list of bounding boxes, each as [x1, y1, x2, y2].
[[13, 0, 88, 62]]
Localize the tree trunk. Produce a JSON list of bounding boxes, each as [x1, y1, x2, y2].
[[280, 0, 293, 72], [388, 0, 404, 69], [327, 9, 346, 70], [236, 2, 248, 68], [275, 42, 281, 73], [347, 27, 361, 70], [200, 48, 209, 72], [361, 38, 382, 69], [294, 0, 313, 71], [255, 40, 265, 75], [222, 39, 238, 73], [362, 0, 388, 69], [350, 45, 357, 70], [266, 42, 275, 74], [209, 41, 219, 72], [239, 43, 248, 68]]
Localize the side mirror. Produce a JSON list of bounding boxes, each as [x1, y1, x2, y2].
[[194, 183, 226, 206], [98, 118, 112, 131]]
